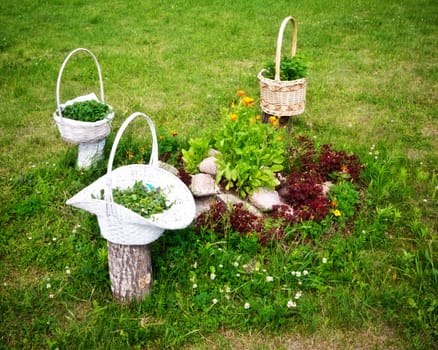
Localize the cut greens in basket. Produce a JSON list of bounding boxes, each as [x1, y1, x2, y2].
[[93, 181, 173, 219]]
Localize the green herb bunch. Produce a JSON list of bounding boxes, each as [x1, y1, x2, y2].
[[213, 92, 286, 197], [62, 100, 111, 122], [111, 181, 171, 218], [263, 55, 307, 81]]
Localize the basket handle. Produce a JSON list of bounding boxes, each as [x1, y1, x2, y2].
[[274, 16, 298, 81], [105, 112, 159, 204], [55, 48, 105, 116]]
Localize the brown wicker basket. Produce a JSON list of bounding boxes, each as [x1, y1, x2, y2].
[[258, 16, 307, 117]]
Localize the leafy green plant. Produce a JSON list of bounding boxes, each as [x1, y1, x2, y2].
[[263, 55, 307, 81], [181, 137, 211, 174], [95, 181, 172, 218], [62, 100, 111, 122], [213, 92, 285, 197]]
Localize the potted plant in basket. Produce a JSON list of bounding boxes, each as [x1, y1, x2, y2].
[[258, 16, 308, 118], [53, 48, 114, 169]]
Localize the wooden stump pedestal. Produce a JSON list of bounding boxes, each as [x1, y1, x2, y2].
[[107, 242, 153, 302]]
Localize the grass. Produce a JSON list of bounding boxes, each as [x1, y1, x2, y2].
[[0, 0, 437, 349]]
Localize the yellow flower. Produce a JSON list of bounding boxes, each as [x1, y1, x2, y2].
[[255, 115, 261, 121], [230, 113, 238, 121], [237, 90, 245, 97], [171, 131, 178, 137], [159, 135, 164, 140], [272, 121, 279, 128], [128, 152, 134, 160], [269, 116, 277, 124], [332, 209, 341, 217], [140, 147, 145, 152], [277, 135, 283, 141], [242, 97, 254, 107], [249, 118, 255, 124]]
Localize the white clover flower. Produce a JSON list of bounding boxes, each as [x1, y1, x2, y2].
[[66, 269, 71, 275], [233, 261, 239, 267], [192, 283, 198, 289], [236, 273, 241, 277], [291, 271, 296, 276], [244, 302, 250, 309], [46, 283, 51, 289], [49, 294, 54, 299], [212, 298, 218, 305], [322, 257, 328, 264], [287, 300, 297, 308], [295, 291, 303, 299], [303, 270, 309, 276], [266, 276, 274, 282], [295, 271, 302, 277], [219, 264, 223, 268], [210, 273, 216, 280], [225, 286, 231, 293], [193, 261, 198, 269]]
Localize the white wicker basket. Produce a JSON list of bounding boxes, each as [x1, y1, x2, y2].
[[258, 16, 307, 117], [53, 48, 114, 144], [66, 112, 196, 245]]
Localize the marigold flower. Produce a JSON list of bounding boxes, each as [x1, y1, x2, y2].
[[128, 152, 134, 160], [140, 147, 145, 152], [341, 165, 349, 172], [237, 90, 245, 96], [330, 201, 337, 207], [171, 131, 178, 137], [255, 115, 261, 121], [269, 116, 277, 124], [242, 97, 254, 107], [332, 209, 341, 217], [230, 113, 238, 121]]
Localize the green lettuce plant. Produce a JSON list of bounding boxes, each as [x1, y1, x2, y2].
[[213, 92, 286, 197]]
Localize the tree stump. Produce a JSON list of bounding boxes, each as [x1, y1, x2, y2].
[[107, 242, 153, 302]]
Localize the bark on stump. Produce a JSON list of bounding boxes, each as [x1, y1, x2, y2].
[[107, 242, 153, 302]]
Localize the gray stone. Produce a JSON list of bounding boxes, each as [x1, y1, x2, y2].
[[218, 193, 262, 217], [190, 173, 220, 197], [248, 187, 283, 211], [159, 161, 179, 176], [194, 196, 217, 217], [198, 156, 218, 175], [322, 181, 334, 196]]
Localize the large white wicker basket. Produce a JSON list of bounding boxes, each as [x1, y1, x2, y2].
[[53, 48, 114, 144], [67, 112, 196, 245], [258, 16, 307, 117]]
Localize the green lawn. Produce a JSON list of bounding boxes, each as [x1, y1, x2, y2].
[[0, 0, 437, 349]]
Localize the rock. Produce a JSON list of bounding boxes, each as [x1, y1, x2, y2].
[[190, 173, 220, 197], [159, 161, 179, 176], [322, 181, 334, 196], [199, 156, 218, 175], [218, 193, 262, 217], [248, 187, 283, 211], [208, 149, 221, 156], [194, 196, 217, 217]]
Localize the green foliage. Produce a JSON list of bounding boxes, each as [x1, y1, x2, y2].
[[213, 93, 285, 197], [104, 181, 171, 219], [263, 55, 307, 81], [62, 100, 111, 122], [328, 181, 360, 224], [181, 137, 211, 174]]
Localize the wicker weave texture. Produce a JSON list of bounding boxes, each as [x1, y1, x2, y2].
[[67, 112, 196, 245], [258, 16, 307, 117], [53, 48, 113, 144]]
